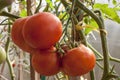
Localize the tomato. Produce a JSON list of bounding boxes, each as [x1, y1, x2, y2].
[[32, 47, 60, 76], [0, 46, 6, 64], [61, 44, 96, 76], [22, 12, 62, 49], [11, 18, 34, 53]]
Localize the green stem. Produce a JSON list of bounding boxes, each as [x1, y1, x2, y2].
[[76, 0, 110, 79], [71, 0, 76, 43], [110, 57, 120, 63], [96, 58, 103, 61], [71, 13, 87, 45], [90, 70, 95, 80], [5, 21, 15, 80], [40, 76, 46, 80], [96, 62, 104, 70], [88, 43, 103, 58], [34, 0, 42, 13], [0, 11, 20, 19]]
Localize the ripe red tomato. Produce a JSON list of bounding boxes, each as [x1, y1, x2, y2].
[[11, 18, 34, 53], [62, 44, 96, 76], [32, 47, 60, 76], [22, 12, 62, 49]]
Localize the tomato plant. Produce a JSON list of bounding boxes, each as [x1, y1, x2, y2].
[[31, 47, 60, 76], [0, 46, 6, 64], [61, 44, 96, 76], [1, 0, 120, 80], [22, 12, 62, 49], [11, 17, 34, 53]]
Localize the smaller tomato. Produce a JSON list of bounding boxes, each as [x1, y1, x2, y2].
[[0, 46, 6, 64], [32, 47, 60, 76], [62, 44, 96, 76]]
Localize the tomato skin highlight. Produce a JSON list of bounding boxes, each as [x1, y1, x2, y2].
[[22, 12, 62, 49], [31, 47, 60, 76], [62, 44, 96, 76], [11, 18, 34, 53]]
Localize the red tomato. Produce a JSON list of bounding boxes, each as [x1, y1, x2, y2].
[[32, 47, 60, 76], [62, 44, 96, 76], [22, 12, 62, 49], [11, 18, 35, 53]]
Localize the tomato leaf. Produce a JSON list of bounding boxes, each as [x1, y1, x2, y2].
[[20, 9, 27, 17], [46, 0, 54, 9], [84, 18, 98, 35], [112, 0, 117, 5], [94, 3, 120, 23]]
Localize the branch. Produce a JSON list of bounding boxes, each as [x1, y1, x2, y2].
[[0, 11, 20, 19], [34, 0, 42, 13]]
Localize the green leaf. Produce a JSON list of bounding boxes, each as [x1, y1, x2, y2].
[[58, 12, 67, 19], [20, 9, 27, 17], [84, 18, 98, 35], [46, 0, 54, 9], [94, 3, 120, 23], [21, 0, 26, 5], [55, 0, 60, 2], [112, 0, 117, 5]]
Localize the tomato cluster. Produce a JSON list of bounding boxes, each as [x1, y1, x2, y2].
[[11, 12, 96, 76]]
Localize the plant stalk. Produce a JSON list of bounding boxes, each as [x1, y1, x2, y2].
[[5, 20, 15, 80]]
